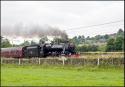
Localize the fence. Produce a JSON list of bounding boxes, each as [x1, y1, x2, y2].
[[79, 52, 124, 59], [1, 57, 124, 66]]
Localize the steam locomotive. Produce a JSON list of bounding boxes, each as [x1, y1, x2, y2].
[[1, 43, 77, 58]]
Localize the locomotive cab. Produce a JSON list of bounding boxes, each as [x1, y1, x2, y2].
[[23, 45, 41, 58]]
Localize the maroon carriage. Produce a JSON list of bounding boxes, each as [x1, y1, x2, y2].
[[1, 47, 24, 58]]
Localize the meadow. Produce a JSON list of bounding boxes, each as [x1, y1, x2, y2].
[[1, 64, 124, 86]]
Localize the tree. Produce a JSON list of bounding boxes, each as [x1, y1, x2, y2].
[[39, 36, 48, 44], [78, 36, 81, 40], [31, 40, 37, 45], [95, 35, 101, 40], [114, 36, 124, 51], [76, 45, 88, 52], [77, 35, 81, 44], [89, 45, 99, 51], [81, 35, 85, 43], [122, 41, 124, 51], [53, 37, 68, 44], [72, 36, 79, 45], [1, 38, 12, 48], [76, 45, 99, 52], [117, 29, 124, 37], [98, 44, 106, 52], [86, 36, 90, 40], [106, 38, 115, 51], [104, 34, 109, 40], [20, 40, 30, 46]]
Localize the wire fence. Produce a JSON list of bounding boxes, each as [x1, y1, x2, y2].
[[79, 52, 124, 59], [1, 57, 124, 66]]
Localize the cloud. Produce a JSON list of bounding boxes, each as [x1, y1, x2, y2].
[[1, 1, 124, 38]]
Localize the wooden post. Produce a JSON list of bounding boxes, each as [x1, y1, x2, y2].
[[39, 58, 40, 65], [19, 58, 21, 65], [84, 58, 85, 66], [1, 58, 3, 64], [112, 58, 114, 65], [97, 58, 100, 66], [71, 58, 72, 65], [63, 58, 65, 66]]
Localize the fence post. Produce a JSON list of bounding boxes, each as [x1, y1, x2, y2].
[[97, 58, 100, 66], [83, 58, 85, 66], [18, 58, 21, 65], [112, 58, 114, 65], [1, 58, 3, 64], [39, 58, 40, 65], [71, 58, 72, 65], [63, 58, 65, 66]]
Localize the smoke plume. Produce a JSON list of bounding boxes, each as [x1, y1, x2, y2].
[[1, 24, 68, 40]]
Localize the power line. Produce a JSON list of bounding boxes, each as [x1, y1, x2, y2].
[[65, 20, 124, 31]]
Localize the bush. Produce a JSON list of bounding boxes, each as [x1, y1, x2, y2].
[[76, 45, 99, 52]]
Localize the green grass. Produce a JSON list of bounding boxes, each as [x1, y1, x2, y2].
[[1, 64, 124, 86]]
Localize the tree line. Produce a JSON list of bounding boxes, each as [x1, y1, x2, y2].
[[1, 36, 68, 47], [71, 29, 124, 52], [1, 29, 124, 52]]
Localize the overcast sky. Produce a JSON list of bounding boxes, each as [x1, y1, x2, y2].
[[1, 1, 124, 44]]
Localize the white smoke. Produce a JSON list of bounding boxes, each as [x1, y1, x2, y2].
[[1, 24, 68, 40]]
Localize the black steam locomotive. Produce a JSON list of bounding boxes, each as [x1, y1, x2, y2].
[[1, 43, 76, 58]]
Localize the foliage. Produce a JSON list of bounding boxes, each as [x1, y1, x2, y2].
[[71, 29, 124, 52], [104, 34, 109, 40], [1, 29, 124, 52], [106, 38, 115, 52], [53, 37, 68, 44], [114, 36, 124, 51], [39, 36, 48, 44], [116, 29, 124, 38], [20, 40, 30, 46], [106, 36, 124, 52], [30, 40, 37, 45], [98, 44, 106, 52], [1, 37, 12, 48], [71, 35, 85, 45], [76, 45, 99, 52]]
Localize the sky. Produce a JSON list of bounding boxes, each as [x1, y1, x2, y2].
[[1, 1, 124, 44]]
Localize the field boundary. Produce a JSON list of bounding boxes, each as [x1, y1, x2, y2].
[[1, 57, 124, 66]]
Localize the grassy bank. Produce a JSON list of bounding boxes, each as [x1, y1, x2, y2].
[[1, 64, 124, 86]]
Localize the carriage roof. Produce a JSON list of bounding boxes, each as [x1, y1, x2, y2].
[[1, 47, 23, 52]]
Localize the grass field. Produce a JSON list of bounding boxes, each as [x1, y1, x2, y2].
[[1, 64, 124, 86]]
